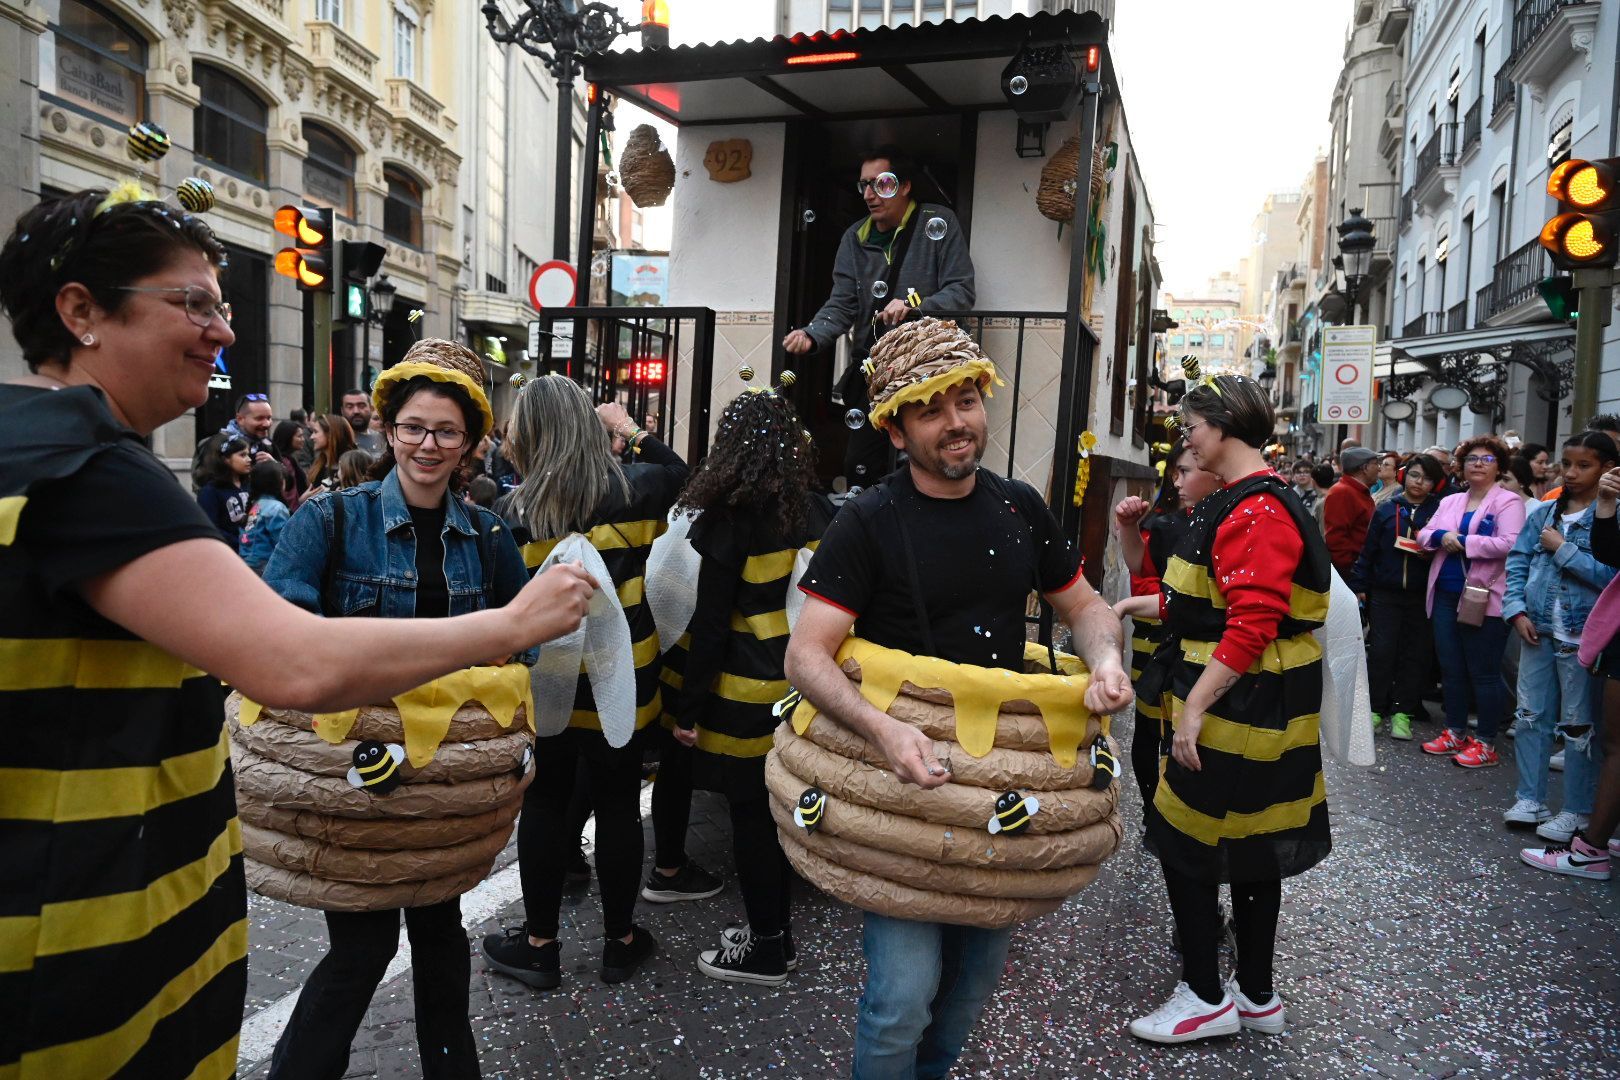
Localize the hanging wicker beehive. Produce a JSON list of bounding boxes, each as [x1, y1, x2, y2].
[[620, 124, 676, 208], [1036, 136, 1082, 222]]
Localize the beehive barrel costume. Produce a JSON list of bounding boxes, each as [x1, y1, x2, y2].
[[226, 667, 535, 911], [1146, 471, 1334, 881], [764, 317, 1122, 929]]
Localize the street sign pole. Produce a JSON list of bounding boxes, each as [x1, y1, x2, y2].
[[312, 290, 333, 416], [1570, 267, 1618, 424]]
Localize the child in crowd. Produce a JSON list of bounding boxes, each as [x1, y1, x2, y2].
[[1502, 432, 1620, 842], [196, 435, 251, 552], [337, 448, 373, 489], [239, 458, 291, 575], [1350, 454, 1443, 740]]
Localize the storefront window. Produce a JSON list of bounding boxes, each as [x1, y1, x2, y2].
[[194, 65, 268, 183], [41, 0, 147, 126], [383, 166, 423, 248], [303, 122, 356, 218]]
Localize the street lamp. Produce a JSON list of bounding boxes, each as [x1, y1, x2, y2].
[[484, 1, 637, 262], [1335, 207, 1376, 323], [361, 273, 398, 389]]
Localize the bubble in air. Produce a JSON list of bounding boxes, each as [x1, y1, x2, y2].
[[873, 172, 900, 199], [871, 280, 889, 299], [605, 170, 621, 189], [803, 209, 816, 224], [1009, 75, 1028, 96], [844, 408, 867, 430], [924, 216, 948, 241]]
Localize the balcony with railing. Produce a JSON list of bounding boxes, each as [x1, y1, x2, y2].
[[1491, 62, 1516, 125], [1507, 0, 1600, 99], [1401, 313, 1444, 339], [307, 21, 379, 99], [385, 78, 447, 140], [1460, 99, 1482, 156], [1413, 123, 1458, 208], [1377, 0, 1412, 44], [1476, 237, 1550, 322], [1398, 187, 1414, 230], [1446, 300, 1468, 333]]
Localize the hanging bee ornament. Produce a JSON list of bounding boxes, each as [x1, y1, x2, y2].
[[175, 177, 215, 213], [738, 364, 756, 382], [988, 791, 1040, 835], [516, 744, 534, 777], [794, 786, 827, 833], [347, 740, 406, 795], [509, 371, 528, 391], [1088, 735, 1118, 791], [126, 121, 171, 162], [778, 369, 797, 388]]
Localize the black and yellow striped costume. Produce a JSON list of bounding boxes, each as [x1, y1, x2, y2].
[[1128, 510, 1189, 835], [1146, 473, 1333, 883], [661, 497, 834, 797], [0, 386, 246, 1080], [512, 437, 687, 737]]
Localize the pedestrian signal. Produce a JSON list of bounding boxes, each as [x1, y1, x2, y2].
[[273, 205, 334, 292], [1539, 158, 1620, 270]]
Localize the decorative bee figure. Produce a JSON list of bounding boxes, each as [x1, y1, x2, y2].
[[988, 791, 1040, 835], [347, 740, 405, 795], [1088, 734, 1118, 791], [126, 121, 171, 162], [738, 364, 756, 382], [794, 787, 827, 834], [778, 369, 797, 387], [771, 688, 803, 719], [175, 177, 215, 213], [516, 744, 534, 777]]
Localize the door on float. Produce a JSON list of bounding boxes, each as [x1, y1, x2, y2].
[[776, 113, 974, 489]]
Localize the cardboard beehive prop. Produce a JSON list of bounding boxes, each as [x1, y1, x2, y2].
[[227, 665, 536, 912], [766, 638, 1122, 929]]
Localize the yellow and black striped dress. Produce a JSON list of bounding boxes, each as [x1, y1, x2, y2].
[[514, 436, 687, 737], [1128, 510, 1189, 828], [0, 386, 246, 1080], [661, 497, 835, 797], [1147, 472, 1334, 883]]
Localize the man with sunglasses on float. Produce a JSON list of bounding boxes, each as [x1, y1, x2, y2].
[[782, 144, 975, 489]]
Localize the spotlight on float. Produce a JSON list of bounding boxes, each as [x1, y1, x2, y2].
[[1001, 39, 1096, 158]]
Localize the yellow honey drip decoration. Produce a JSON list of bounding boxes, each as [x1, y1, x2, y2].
[[790, 637, 1097, 767], [237, 664, 535, 768]]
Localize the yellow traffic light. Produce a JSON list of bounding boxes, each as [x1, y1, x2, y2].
[[1548, 159, 1616, 210], [273, 204, 334, 292], [1541, 157, 1620, 270], [274, 249, 331, 289]]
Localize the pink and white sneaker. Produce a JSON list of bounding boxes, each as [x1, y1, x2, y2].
[[1128, 982, 1241, 1044], [1225, 975, 1286, 1033], [1520, 835, 1611, 880]]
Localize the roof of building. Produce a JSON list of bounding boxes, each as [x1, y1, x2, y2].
[[582, 10, 1110, 127]]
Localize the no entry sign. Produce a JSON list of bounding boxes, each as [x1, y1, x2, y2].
[[1320, 325, 1376, 423], [528, 260, 577, 311]]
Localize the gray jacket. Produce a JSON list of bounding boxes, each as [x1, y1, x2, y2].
[[804, 201, 975, 359]]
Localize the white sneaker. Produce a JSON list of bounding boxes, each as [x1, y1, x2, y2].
[[1225, 975, 1286, 1034], [1502, 799, 1552, 827], [1550, 751, 1565, 772], [1536, 810, 1590, 843], [1128, 982, 1240, 1044], [1610, 837, 1620, 858]]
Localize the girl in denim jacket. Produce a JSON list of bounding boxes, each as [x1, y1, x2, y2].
[[238, 458, 290, 574], [1502, 431, 1620, 843]]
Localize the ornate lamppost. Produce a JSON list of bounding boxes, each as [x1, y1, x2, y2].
[[1334, 207, 1376, 324]]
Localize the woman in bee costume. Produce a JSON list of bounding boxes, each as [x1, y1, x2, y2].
[[1123, 370, 1333, 1046], [660, 384, 835, 985]]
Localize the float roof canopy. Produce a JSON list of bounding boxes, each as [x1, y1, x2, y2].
[[583, 10, 1109, 127]]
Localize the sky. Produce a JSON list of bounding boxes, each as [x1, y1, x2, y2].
[[606, 0, 1350, 300]]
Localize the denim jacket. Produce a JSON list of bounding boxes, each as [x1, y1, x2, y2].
[[263, 469, 537, 663], [239, 495, 290, 572], [1502, 498, 1617, 633]]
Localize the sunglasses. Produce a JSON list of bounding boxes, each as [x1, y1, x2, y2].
[[242, 393, 268, 402]]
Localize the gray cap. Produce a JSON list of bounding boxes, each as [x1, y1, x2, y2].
[[1341, 446, 1379, 473]]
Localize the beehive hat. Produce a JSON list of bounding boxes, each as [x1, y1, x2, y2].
[[866, 317, 1002, 431], [371, 338, 495, 442]]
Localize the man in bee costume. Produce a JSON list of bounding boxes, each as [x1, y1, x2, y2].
[[784, 317, 1134, 1079]]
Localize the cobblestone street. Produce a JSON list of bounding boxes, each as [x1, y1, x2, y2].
[[236, 707, 1620, 1080]]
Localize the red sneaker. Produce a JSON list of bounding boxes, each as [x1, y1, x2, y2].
[[1422, 729, 1467, 756], [1454, 738, 1500, 768]]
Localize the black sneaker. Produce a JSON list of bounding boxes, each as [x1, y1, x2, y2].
[[602, 925, 657, 984], [640, 861, 723, 903], [720, 925, 798, 971], [480, 927, 560, 990], [565, 849, 592, 886], [699, 930, 789, 986]]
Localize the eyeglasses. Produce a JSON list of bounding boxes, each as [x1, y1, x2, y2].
[[1463, 454, 1497, 465], [1180, 419, 1210, 437], [855, 171, 901, 197], [391, 422, 467, 449], [112, 285, 232, 327]]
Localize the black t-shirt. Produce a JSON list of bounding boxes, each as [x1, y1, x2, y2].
[[800, 469, 1081, 668], [407, 503, 449, 619]]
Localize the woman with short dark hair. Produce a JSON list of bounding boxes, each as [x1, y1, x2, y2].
[[272, 418, 308, 505]]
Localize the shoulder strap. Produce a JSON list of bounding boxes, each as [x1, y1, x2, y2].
[[320, 494, 345, 618], [477, 511, 498, 599]]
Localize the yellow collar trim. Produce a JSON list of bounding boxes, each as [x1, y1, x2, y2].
[[371, 361, 494, 440], [867, 359, 1004, 431]]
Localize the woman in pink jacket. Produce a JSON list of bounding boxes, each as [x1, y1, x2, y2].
[[1417, 435, 1526, 768]]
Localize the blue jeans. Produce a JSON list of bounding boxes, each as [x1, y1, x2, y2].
[[852, 913, 1012, 1080], [1431, 590, 1510, 742], [1514, 636, 1604, 813]]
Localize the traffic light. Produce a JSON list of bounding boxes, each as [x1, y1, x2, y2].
[[640, 0, 669, 49], [334, 240, 385, 324], [273, 205, 334, 291], [1539, 158, 1620, 270], [1537, 275, 1579, 322]]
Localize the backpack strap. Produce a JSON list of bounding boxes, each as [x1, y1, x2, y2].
[[320, 493, 345, 618]]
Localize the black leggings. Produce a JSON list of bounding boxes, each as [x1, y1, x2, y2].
[[730, 794, 792, 935], [652, 736, 695, 870], [1161, 863, 1281, 1004], [520, 729, 644, 939], [269, 901, 476, 1080], [1130, 709, 1165, 834]]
